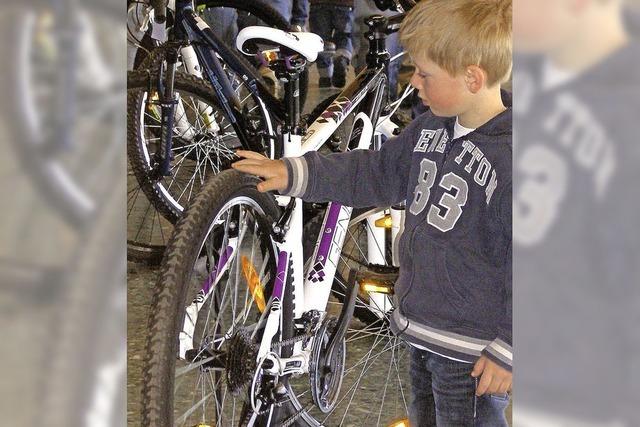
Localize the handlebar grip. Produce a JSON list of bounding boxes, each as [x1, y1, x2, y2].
[[149, 0, 168, 24]]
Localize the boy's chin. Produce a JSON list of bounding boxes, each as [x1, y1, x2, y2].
[[428, 106, 455, 118]]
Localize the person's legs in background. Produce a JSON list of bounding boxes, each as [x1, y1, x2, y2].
[[291, 0, 309, 30], [332, 6, 353, 88], [386, 31, 401, 99], [269, 0, 293, 24], [202, 7, 238, 47], [309, 4, 334, 87], [331, 5, 354, 88]]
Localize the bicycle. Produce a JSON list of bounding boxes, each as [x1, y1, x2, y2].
[[127, 0, 321, 263], [141, 0, 418, 424]]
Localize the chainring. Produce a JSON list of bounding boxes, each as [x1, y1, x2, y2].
[[309, 318, 346, 413]]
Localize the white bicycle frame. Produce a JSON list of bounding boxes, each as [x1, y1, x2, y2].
[[255, 81, 414, 378]]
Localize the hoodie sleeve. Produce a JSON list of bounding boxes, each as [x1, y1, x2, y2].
[[281, 120, 420, 208], [482, 177, 513, 372]]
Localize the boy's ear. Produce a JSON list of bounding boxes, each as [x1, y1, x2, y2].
[[464, 65, 486, 93]]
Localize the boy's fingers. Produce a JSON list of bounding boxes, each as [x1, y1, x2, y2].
[[232, 160, 261, 170], [231, 162, 267, 177], [256, 178, 282, 193], [471, 356, 486, 377], [475, 371, 493, 396], [235, 150, 268, 160], [497, 381, 511, 395]]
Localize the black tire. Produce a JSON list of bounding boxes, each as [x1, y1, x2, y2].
[[141, 170, 293, 426]]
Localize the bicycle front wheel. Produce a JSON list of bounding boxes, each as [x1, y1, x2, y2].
[[141, 170, 292, 426]]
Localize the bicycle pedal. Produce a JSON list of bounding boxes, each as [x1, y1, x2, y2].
[[355, 269, 398, 295]]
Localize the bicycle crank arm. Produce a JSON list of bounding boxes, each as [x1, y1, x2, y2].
[[325, 269, 359, 360]]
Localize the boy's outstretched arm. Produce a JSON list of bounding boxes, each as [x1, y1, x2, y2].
[[232, 117, 422, 207], [232, 150, 288, 193]]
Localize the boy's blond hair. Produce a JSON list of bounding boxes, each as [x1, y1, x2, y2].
[[400, 0, 512, 87]]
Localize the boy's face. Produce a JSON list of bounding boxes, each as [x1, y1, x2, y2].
[[410, 56, 469, 118]]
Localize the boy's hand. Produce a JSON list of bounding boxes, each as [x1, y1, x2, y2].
[[231, 150, 288, 193], [471, 355, 512, 396]]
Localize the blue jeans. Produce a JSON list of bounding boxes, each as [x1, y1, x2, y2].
[[309, 4, 354, 76], [270, 0, 293, 23], [202, 7, 238, 47], [291, 0, 309, 27], [409, 347, 510, 427]]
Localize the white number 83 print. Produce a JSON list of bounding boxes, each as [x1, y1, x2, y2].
[[514, 144, 568, 246], [409, 158, 469, 232]]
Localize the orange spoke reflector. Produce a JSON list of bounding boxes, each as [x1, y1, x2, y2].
[[359, 280, 394, 295], [241, 256, 266, 313], [387, 418, 410, 427], [374, 214, 393, 229]]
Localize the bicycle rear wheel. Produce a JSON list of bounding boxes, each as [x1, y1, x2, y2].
[[141, 170, 292, 426]]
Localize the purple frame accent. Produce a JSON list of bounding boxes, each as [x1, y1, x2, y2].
[[272, 250, 290, 300], [201, 246, 233, 294], [314, 202, 343, 269]]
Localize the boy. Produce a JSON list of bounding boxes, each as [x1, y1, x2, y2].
[[233, 0, 512, 425]]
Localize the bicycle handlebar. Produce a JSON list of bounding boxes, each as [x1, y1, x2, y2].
[[149, 0, 168, 24]]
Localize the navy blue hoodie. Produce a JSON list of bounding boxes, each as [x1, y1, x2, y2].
[[283, 93, 512, 370]]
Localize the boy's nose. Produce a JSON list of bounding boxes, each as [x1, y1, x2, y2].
[[409, 72, 422, 90]]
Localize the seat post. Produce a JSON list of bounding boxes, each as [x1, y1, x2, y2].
[[273, 56, 307, 137]]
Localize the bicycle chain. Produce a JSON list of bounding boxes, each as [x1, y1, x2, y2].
[[281, 403, 316, 427], [269, 330, 315, 350]]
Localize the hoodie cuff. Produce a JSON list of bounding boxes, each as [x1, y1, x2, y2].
[[482, 338, 512, 372], [280, 156, 309, 198]]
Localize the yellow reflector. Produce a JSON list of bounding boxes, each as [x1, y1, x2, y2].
[[374, 214, 393, 229], [262, 49, 279, 63], [359, 280, 394, 295], [387, 418, 410, 427], [241, 256, 266, 312]]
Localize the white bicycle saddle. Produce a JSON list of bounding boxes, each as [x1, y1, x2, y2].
[[236, 26, 324, 62]]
